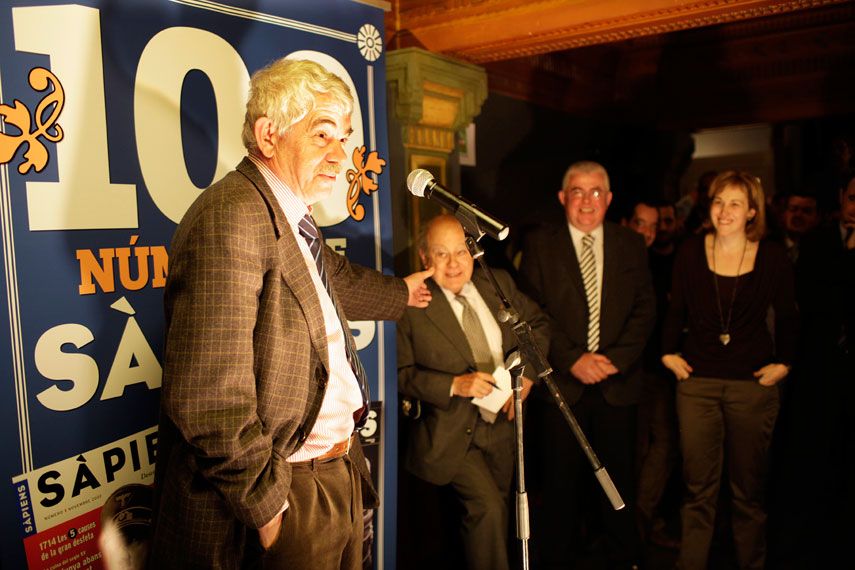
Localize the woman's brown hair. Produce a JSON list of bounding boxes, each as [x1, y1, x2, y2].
[[708, 170, 767, 241]]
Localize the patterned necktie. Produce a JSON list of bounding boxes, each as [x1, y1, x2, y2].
[[580, 233, 600, 352], [456, 294, 498, 423], [298, 214, 369, 424]]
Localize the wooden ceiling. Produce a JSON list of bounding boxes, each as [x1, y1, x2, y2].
[[386, 0, 849, 63], [386, 0, 855, 128]]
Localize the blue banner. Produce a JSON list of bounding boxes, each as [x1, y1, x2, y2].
[[0, 1, 397, 568]]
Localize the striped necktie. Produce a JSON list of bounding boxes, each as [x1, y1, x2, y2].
[[297, 213, 369, 424], [580, 233, 600, 352]]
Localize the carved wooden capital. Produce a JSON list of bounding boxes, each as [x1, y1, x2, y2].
[[387, 47, 487, 152]]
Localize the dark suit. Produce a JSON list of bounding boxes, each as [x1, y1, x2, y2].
[[791, 224, 855, 564], [519, 221, 655, 568], [796, 224, 855, 366], [398, 268, 549, 570], [149, 158, 408, 569]]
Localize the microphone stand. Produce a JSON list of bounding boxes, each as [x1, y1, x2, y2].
[[453, 207, 625, 569], [508, 358, 531, 570]]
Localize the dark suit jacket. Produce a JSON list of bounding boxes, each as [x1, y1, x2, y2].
[[149, 158, 408, 569], [796, 224, 855, 360], [519, 221, 655, 407], [397, 268, 549, 486]]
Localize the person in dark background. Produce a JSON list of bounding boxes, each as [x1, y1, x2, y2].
[[630, 199, 682, 553], [788, 170, 855, 567], [653, 202, 682, 259], [519, 160, 655, 570], [816, 136, 853, 214], [661, 171, 798, 570], [780, 190, 821, 262], [677, 170, 717, 236], [622, 200, 660, 249]]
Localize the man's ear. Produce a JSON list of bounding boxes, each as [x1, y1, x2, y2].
[[557, 189, 567, 207], [253, 117, 277, 158], [419, 251, 430, 270]]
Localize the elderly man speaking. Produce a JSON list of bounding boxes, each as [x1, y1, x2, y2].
[[149, 58, 432, 570]]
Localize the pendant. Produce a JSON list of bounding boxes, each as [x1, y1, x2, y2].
[[719, 333, 731, 346]]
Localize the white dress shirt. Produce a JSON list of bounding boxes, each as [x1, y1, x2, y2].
[[248, 155, 362, 463]]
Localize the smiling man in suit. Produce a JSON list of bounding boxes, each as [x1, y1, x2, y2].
[[519, 161, 655, 570], [398, 214, 549, 570], [149, 58, 433, 570]]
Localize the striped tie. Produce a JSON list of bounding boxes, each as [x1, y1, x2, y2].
[[580, 233, 600, 352], [298, 214, 370, 424]]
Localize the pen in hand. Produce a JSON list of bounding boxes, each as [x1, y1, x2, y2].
[[462, 366, 501, 398]]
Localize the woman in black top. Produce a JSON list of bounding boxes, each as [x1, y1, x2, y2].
[[662, 171, 797, 570]]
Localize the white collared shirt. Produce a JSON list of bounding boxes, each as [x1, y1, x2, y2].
[[439, 280, 504, 369], [248, 155, 362, 463], [567, 223, 605, 308]]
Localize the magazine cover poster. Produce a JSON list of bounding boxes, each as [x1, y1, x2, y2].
[[0, 1, 397, 568]]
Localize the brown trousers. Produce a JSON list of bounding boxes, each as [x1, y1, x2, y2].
[[260, 455, 363, 570], [676, 376, 779, 570]]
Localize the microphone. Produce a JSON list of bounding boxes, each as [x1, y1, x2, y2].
[[406, 169, 510, 241]]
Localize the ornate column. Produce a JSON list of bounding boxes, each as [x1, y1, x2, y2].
[[386, 47, 487, 271]]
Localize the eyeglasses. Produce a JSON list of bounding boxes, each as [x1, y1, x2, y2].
[[430, 248, 470, 263], [565, 188, 605, 200]]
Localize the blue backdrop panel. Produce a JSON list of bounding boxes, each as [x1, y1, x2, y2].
[[0, 1, 397, 568]]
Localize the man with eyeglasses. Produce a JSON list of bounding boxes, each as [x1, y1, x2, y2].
[[519, 161, 655, 570], [398, 214, 549, 570]]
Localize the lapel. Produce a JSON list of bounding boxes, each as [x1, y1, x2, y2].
[[236, 158, 330, 369], [601, 222, 620, 323], [554, 223, 585, 299], [422, 279, 476, 367]]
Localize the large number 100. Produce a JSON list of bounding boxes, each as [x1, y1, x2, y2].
[[13, 4, 250, 230]]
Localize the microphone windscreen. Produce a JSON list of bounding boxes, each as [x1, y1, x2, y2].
[[406, 169, 433, 197]]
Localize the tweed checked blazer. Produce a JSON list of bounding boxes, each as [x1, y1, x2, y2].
[[149, 157, 408, 570], [397, 268, 549, 485], [518, 221, 655, 407]]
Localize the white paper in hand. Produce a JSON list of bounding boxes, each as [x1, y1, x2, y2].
[[471, 366, 512, 415]]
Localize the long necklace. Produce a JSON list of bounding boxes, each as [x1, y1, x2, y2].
[[711, 235, 747, 346]]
